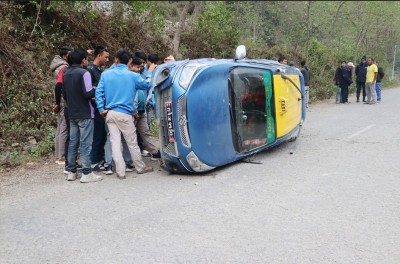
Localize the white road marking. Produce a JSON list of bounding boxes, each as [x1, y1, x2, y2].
[[348, 124, 376, 139]]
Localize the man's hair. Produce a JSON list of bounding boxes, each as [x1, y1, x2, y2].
[[301, 60, 306, 67], [131, 56, 142, 66], [115, 49, 131, 65], [94, 46, 108, 58], [59, 46, 72, 57], [278, 56, 286, 63], [147, 53, 159, 64], [68, 48, 88, 65], [134, 50, 147, 61]]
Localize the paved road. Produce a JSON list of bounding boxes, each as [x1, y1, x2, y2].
[[1, 87, 400, 264]]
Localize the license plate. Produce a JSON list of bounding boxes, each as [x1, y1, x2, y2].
[[165, 102, 175, 142]]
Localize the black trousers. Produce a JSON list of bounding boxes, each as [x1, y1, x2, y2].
[[340, 85, 349, 103], [356, 81, 366, 100]]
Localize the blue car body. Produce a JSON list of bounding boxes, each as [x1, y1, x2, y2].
[[151, 58, 306, 173]]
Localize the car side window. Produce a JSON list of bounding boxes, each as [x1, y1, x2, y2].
[[230, 67, 271, 152]]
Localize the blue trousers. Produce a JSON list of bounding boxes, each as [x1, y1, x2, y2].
[[376, 82, 382, 101], [67, 119, 94, 174]]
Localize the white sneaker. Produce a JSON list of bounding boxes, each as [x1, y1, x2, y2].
[[80, 172, 103, 183], [141, 150, 151, 157], [67, 172, 77, 181]]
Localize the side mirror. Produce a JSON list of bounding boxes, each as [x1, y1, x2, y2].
[[235, 45, 246, 60], [155, 68, 170, 87]]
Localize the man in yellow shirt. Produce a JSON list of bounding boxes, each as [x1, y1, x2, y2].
[[365, 58, 378, 104]]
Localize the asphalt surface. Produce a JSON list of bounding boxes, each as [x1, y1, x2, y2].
[[1, 87, 400, 264]]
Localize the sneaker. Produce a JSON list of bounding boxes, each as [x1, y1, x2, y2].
[[151, 150, 161, 160], [102, 166, 113, 175], [363, 101, 370, 104], [117, 175, 126, 180], [141, 150, 151, 157], [125, 164, 135, 172], [80, 172, 103, 183], [137, 166, 153, 174], [91, 161, 104, 171], [67, 171, 77, 181]]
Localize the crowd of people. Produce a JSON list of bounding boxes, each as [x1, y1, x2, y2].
[[334, 56, 384, 104], [50, 46, 175, 182]]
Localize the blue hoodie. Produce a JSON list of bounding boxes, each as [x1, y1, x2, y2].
[[95, 64, 151, 114]]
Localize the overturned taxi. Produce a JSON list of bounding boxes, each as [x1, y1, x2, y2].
[[151, 46, 306, 173]]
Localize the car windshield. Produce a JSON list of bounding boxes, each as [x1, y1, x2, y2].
[[229, 67, 273, 153]]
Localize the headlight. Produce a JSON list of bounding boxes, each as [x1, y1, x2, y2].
[[186, 151, 215, 172], [178, 63, 206, 89]]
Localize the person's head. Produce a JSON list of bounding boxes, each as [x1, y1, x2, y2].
[[93, 46, 109, 67], [347, 62, 355, 69], [164, 55, 175, 63], [128, 56, 142, 73], [135, 50, 147, 63], [59, 46, 72, 61], [361, 55, 367, 64], [368, 58, 374, 66], [115, 49, 131, 65], [289, 61, 295, 66], [147, 53, 160, 67], [341, 61, 347, 67], [301, 60, 306, 67], [278, 56, 288, 65], [68, 48, 88, 67]]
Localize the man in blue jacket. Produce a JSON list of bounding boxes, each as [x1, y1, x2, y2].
[[355, 56, 367, 102], [95, 49, 154, 179]]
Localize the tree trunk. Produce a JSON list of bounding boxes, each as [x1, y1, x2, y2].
[[172, 1, 192, 60], [305, 1, 312, 60]]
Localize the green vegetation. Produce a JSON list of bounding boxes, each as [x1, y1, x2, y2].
[[1, 1, 399, 168]]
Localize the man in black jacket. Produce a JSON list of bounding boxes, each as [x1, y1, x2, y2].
[[355, 56, 368, 102], [300, 60, 310, 108], [375, 60, 384, 102], [339, 61, 353, 104], [63, 48, 103, 183], [87, 46, 109, 170]]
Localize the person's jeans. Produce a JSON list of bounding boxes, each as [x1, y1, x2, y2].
[[305, 86, 309, 108], [90, 110, 106, 164], [67, 119, 94, 175], [375, 82, 382, 101], [64, 107, 70, 168], [356, 81, 366, 100], [335, 85, 341, 103]]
